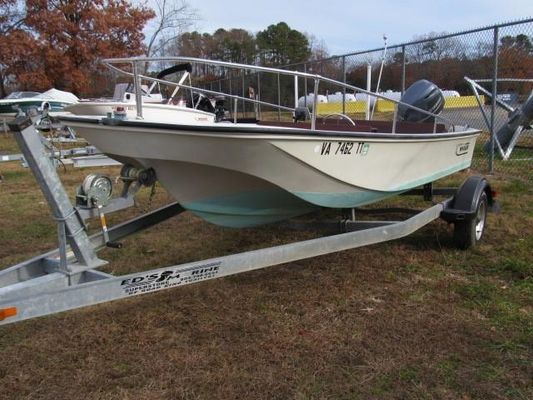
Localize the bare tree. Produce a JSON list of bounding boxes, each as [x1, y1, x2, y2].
[[407, 32, 466, 63], [0, 0, 27, 96], [144, 0, 199, 58], [0, 0, 25, 35], [306, 33, 329, 61]]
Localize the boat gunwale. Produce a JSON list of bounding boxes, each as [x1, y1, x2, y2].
[[58, 115, 481, 142]]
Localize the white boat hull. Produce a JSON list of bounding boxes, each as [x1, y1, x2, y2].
[[60, 116, 479, 227]]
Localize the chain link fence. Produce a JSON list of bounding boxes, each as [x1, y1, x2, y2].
[[321, 19, 533, 182], [201, 18, 532, 182]]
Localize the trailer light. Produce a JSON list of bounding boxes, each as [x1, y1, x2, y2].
[[0, 307, 17, 321]]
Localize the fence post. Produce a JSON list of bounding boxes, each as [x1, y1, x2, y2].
[[401, 45, 406, 94], [311, 78, 319, 130], [366, 64, 371, 120], [228, 75, 233, 117], [242, 72, 245, 118], [304, 63, 308, 108], [342, 56, 346, 115], [257, 72, 261, 120], [277, 73, 281, 121], [294, 75, 298, 109], [489, 26, 499, 174]]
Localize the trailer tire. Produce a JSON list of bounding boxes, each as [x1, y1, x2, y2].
[[453, 191, 488, 249]]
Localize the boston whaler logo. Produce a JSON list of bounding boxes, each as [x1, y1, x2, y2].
[[456, 142, 470, 156]]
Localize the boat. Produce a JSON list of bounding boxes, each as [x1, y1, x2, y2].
[[63, 83, 166, 118], [62, 63, 202, 123], [0, 88, 78, 118], [58, 57, 480, 228]]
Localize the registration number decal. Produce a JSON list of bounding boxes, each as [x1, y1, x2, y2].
[[315, 141, 369, 156]]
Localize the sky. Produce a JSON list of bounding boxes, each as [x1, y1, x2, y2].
[[187, 0, 533, 55]]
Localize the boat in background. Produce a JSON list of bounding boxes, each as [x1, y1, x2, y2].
[[59, 57, 480, 228], [63, 63, 200, 122], [0, 88, 78, 119], [64, 83, 164, 117]]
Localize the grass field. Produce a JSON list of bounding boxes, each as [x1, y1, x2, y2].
[[0, 132, 531, 399]]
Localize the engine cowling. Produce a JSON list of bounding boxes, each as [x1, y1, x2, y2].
[[398, 79, 444, 123]]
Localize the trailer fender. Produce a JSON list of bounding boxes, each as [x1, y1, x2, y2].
[[441, 175, 497, 249], [440, 176, 494, 223]]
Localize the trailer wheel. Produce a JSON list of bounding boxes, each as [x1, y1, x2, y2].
[[453, 191, 488, 249]]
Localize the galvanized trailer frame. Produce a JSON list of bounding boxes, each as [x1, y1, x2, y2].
[[0, 117, 494, 326]]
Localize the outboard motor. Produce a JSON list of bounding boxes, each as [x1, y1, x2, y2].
[[397, 79, 445, 123], [485, 91, 533, 153]]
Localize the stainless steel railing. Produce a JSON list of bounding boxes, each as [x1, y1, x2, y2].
[[102, 56, 457, 132]]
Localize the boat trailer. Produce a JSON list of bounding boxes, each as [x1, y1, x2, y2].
[[0, 117, 497, 325]]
